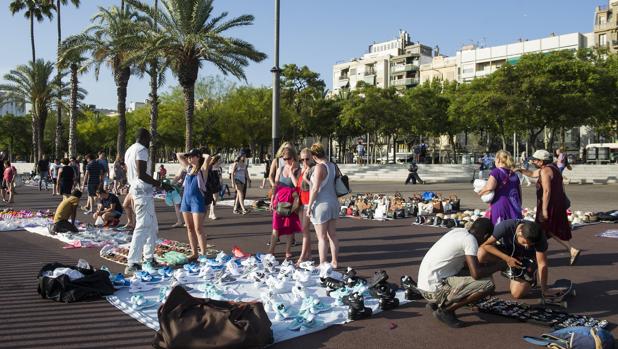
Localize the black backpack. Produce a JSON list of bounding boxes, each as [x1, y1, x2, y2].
[[206, 169, 221, 194], [37, 262, 116, 303]]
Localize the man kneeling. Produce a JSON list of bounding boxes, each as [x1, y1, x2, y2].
[[478, 219, 550, 299], [49, 189, 82, 234], [94, 189, 123, 227], [417, 218, 503, 328]]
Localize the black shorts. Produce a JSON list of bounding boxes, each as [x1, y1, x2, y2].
[[87, 183, 100, 195]]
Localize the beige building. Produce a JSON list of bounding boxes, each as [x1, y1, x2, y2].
[[332, 31, 433, 94], [419, 55, 458, 83], [594, 0, 618, 52]]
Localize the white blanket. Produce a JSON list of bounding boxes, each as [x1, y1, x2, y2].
[[107, 270, 411, 344]]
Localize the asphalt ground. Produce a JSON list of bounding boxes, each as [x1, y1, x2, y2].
[[0, 182, 617, 349]]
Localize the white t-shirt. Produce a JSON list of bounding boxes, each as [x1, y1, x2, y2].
[[124, 142, 152, 196], [417, 228, 479, 292], [50, 163, 61, 178]]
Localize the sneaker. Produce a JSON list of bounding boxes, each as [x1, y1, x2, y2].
[[124, 263, 141, 275], [433, 308, 463, 328]]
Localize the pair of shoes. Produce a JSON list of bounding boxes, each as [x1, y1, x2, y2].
[[433, 308, 463, 328], [124, 263, 141, 275]]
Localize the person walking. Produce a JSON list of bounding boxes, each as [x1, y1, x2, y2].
[[519, 151, 532, 186], [37, 155, 50, 191], [260, 153, 272, 189], [517, 150, 581, 265], [171, 168, 186, 228], [56, 158, 76, 199], [177, 149, 211, 261], [124, 128, 168, 274], [69, 157, 81, 190], [307, 143, 341, 268], [50, 159, 61, 196], [97, 151, 110, 191], [232, 154, 250, 214], [269, 147, 302, 259], [112, 155, 126, 195], [82, 154, 103, 214], [477, 150, 522, 225], [208, 155, 222, 220], [2, 160, 16, 204], [296, 148, 314, 264]]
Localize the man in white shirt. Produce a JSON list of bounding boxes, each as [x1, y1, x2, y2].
[[417, 218, 503, 328], [124, 128, 169, 274]]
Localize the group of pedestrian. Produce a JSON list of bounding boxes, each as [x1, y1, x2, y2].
[[267, 142, 340, 267]]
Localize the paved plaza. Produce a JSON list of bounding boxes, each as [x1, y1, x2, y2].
[[0, 182, 617, 348]]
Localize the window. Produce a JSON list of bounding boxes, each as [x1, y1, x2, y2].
[[600, 33, 607, 46], [599, 14, 607, 25]]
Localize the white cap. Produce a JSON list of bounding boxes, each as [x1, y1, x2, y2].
[[531, 150, 552, 161]]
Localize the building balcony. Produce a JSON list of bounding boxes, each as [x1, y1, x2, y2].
[[338, 75, 349, 81], [390, 64, 416, 73], [364, 70, 376, 76], [595, 22, 618, 31], [391, 77, 418, 87], [363, 75, 376, 85]]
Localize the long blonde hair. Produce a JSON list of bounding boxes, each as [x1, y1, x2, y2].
[[495, 150, 515, 169], [275, 142, 292, 159]]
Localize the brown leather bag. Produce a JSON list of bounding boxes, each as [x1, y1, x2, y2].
[[153, 286, 273, 349]]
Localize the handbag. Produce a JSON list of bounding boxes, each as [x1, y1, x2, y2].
[[154, 286, 273, 349], [333, 163, 350, 197], [275, 202, 292, 216]]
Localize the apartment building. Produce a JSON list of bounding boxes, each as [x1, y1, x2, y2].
[[455, 32, 593, 82], [332, 31, 433, 94], [594, 0, 618, 52], [0, 92, 26, 116], [419, 54, 458, 83]]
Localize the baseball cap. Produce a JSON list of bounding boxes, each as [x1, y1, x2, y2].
[[531, 150, 552, 161], [184, 148, 202, 158]]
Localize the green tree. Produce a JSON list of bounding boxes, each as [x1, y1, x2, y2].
[[9, 0, 55, 64], [57, 46, 88, 158], [127, 0, 267, 150], [62, 5, 145, 157], [0, 60, 58, 161], [280, 64, 327, 138], [0, 114, 32, 161]]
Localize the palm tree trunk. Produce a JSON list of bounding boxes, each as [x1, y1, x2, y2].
[[31, 115, 38, 162], [183, 84, 195, 151], [149, 63, 158, 174], [54, 0, 63, 159], [68, 64, 78, 157], [30, 16, 36, 63], [115, 67, 130, 158], [37, 108, 48, 161]]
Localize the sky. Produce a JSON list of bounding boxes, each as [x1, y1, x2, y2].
[[0, 0, 603, 109]]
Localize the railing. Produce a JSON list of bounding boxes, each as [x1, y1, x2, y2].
[[391, 77, 418, 86], [364, 70, 376, 76], [595, 22, 617, 31], [390, 64, 415, 73], [338, 75, 349, 81]]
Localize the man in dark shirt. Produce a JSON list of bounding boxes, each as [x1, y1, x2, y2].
[[37, 155, 50, 191], [94, 189, 123, 226], [478, 219, 555, 299], [82, 154, 102, 214]]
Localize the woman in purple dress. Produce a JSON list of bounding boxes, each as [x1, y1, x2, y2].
[[478, 150, 522, 225]]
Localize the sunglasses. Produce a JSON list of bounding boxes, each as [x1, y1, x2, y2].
[[283, 157, 291, 161], [301, 158, 311, 161]]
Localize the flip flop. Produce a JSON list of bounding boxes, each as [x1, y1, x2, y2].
[[570, 249, 581, 266]]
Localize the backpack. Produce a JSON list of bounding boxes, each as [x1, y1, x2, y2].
[[206, 169, 220, 193], [523, 326, 614, 349]]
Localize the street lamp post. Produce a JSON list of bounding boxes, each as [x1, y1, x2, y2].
[[271, 0, 281, 157]]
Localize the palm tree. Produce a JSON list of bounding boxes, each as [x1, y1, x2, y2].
[[127, 0, 266, 150], [58, 47, 88, 158], [53, 0, 80, 159], [0, 60, 56, 161], [61, 6, 145, 157], [9, 0, 55, 64]]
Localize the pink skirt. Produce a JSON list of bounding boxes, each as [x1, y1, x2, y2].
[[272, 185, 302, 235]]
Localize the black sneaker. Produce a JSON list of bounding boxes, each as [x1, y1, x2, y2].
[[433, 308, 463, 328]]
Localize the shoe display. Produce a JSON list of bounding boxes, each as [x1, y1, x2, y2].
[[134, 271, 162, 283], [329, 286, 352, 306], [347, 292, 372, 321], [299, 296, 331, 315], [291, 282, 308, 303], [298, 261, 318, 275], [273, 302, 296, 321], [130, 293, 157, 310], [292, 269, 315, 286], [265, 276, 292, 294], [183, 262, 200, 274], [401, 275, 424, 300], [225, 259, 241, 276], [321, 277, 345, 294], [342, 267, 366, 288], [124, 263, 141, 276]]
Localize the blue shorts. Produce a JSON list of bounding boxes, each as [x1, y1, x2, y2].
[[111, 210, 122, 219], [180, 193, 206, 213]]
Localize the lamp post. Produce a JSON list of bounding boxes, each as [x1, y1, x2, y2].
[[271, 0, 281, 157]]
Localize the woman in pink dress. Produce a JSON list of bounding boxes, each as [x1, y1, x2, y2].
[[269, 148, 302, 259]]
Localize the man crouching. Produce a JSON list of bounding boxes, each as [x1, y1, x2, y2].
[[417, 218, 503, 328]]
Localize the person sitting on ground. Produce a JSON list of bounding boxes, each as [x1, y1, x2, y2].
[[49, 189, 82, 235], [478, 219, 555, 300], [404, 161, 424, 185], [93, 189, 123, 227], [417, 218, 502, 328], [157, 164, 167, 181]]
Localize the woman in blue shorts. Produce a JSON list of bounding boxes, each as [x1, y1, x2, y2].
[[177, 149, 211, 261]]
